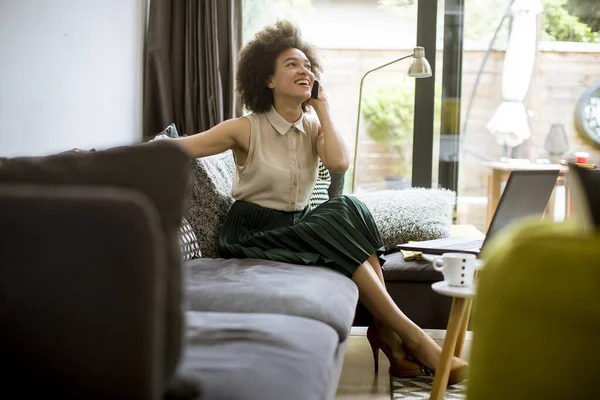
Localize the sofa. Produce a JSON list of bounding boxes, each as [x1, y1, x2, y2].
[[154, 123, 455, 332], [0, 140, 455, 399]]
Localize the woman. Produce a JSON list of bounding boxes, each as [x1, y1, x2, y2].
[[172, 20, 468, 382]]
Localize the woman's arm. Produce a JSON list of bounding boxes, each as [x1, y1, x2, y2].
[[308, 85, 350, 173], [66, 118, 250, 159], [173, 117, 250, 159]]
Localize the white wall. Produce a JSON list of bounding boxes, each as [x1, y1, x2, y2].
[[0, 0, 146, 157]]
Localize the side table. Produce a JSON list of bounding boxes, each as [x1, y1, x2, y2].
[[428, 281, 476, 400], [484, 161, 570, 229]]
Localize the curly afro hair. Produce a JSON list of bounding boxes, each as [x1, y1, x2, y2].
[[236, 20, 323, 113]]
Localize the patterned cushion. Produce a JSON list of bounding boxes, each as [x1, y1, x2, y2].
[[154, 123, 202, 260], [153, 122, 236, 258], [187, 152, 236, 258], [309, 161, 331, 209], [179, 217, 201, 260]]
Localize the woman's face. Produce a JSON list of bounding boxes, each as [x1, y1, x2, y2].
[[267, 48, 315, 103]]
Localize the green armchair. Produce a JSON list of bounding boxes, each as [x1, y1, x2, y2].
[[466, 218, 600, 399]]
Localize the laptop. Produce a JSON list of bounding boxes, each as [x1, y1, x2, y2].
[[396, 169, 561, 256]]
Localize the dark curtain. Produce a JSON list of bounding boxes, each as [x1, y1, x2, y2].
[[143, 0, 242, 139]]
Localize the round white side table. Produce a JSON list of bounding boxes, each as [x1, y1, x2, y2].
[[429, 281, 477, 400]]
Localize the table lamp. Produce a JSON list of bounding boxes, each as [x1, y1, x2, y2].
[[351, 46, 433, 192]]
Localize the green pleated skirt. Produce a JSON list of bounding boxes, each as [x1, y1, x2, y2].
[[218, 194, 386, 278]]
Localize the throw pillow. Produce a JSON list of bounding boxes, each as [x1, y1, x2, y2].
[[152, 123, 202, 260], [154, 122, 179, 140], [309, 160, 331, 209], [352, 188, 456, 252], [187, 151, 236, 258], [179, 217, 202, 260]]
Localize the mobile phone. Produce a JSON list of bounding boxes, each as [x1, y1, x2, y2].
[[311, 80, 320, 99]]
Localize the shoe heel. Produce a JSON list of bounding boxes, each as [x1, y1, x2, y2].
[[369, 326, 423, 378], [367, 328, 380, 373]]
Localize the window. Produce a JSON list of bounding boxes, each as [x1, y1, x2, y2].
[[242, 0, 420, 193]]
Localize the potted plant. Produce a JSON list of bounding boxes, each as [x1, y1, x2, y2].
[[361, 84, 416, 189]]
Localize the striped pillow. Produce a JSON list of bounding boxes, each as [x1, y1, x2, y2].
[[309, 161, 331, 209], [179, 217, 202, 260]]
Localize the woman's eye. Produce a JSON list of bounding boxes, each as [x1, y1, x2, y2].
[[287, 62, 296, 67]]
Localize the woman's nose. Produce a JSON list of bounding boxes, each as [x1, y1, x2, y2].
[[302, 68, 315, 78]]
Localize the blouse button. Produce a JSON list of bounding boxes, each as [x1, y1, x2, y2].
[[291, 201, 296, 205], [293, 182, 297, 186], [291, 161, 296, 166]]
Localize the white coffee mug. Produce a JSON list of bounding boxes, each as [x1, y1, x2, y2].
[[433, 253, 483, 287]]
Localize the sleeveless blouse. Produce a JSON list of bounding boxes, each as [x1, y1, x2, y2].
[[231, 107, 320, 211]]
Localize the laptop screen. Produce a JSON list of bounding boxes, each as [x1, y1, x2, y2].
[[486, 169, 561, 242]]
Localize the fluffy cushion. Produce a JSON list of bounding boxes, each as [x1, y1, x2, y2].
[[187, 151, 236, 258], [352, 188, 456, 252]]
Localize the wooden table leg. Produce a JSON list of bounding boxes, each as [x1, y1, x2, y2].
[[429, 297, 468, 400], [453, 298, 472, 358], [565, 173, 572, 220]]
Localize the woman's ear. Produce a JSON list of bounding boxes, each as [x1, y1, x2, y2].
[[266, 77, 274, 89]]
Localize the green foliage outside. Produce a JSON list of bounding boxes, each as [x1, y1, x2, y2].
[[564, 0, 600, 32], [360, 83, 442, 177], [543, 0, 599, 42], [379, 0, 600, 43]]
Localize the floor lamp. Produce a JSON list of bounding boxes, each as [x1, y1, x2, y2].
[[351, 46, 433, 192]]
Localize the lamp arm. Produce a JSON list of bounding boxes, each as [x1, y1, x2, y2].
[[351, 52, 415, 192], [352, 53, 414, 192]]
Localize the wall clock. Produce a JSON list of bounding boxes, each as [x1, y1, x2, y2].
[[575, 79, 600, 148]]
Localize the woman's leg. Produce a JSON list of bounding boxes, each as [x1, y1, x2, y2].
[[353, 260, 463, 370], [367, 253, 385, 284], [365, 253, 406, 356]]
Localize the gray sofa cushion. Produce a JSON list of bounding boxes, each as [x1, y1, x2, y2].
[[179, 311, 340, 400], [184, 258, 358, 341], [0, 141, 189, 382], [382, 252, 444, 282]]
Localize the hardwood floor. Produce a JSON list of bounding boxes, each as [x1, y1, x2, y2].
[[335, 329, 472, 400]]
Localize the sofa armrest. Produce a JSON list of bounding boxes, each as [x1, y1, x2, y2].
[[0, 184, 168, 399]]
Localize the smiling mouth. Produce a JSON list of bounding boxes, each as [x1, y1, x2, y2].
[[295, 79, 310, 87]]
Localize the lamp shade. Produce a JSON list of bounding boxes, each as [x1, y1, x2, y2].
[[407, 47, 432, 78]]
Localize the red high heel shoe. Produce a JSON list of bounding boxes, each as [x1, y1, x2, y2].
[[401, 344, 469, 385], [366, 326, 423, 378]]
